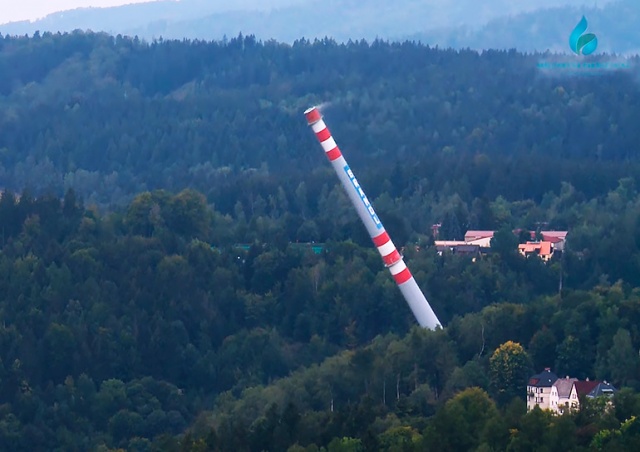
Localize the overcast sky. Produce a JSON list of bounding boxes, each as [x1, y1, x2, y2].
[[0, 0, 156, 23]]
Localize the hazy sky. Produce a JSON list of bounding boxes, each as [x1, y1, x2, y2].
[[0, 0, 156, 23]]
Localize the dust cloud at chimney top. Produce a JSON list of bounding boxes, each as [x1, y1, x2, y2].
[[303, 106, 442, 330]]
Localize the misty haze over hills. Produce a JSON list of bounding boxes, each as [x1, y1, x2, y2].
[[411, 0, 640, 54], [0, 0, 631, 53]]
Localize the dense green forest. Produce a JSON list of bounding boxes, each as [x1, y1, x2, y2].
[[1, 32, 640, 450]]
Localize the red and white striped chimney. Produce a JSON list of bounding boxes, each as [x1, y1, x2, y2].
[[304, 106, 441, 330]]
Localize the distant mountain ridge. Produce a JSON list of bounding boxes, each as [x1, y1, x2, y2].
[[407, 0, 640, 55], [0, 0, 619, 46]]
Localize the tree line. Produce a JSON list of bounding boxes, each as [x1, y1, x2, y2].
[[0, 187, 639, 449]]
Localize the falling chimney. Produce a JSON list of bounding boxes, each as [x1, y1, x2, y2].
[[304, 106, 442, 330]]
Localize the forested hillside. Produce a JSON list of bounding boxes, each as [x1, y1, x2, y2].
[[1, 32, 640, 450], [1, 32, 639, 210]]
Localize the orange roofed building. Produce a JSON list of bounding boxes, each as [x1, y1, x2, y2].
[[518, 241, 554, 262]]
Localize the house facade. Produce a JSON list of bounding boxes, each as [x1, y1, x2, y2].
[[549, 377, 577, 414], [527, 368, 558, 412], [567, 380, 600, 411], [518, 241, 554, 262], [540, 231, 568, 251]]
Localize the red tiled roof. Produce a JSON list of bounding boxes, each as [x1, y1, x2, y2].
[[539, 241, 552, 256], [574, 380, 599, 397], [541, 231, 568, 239], [519, 243, 539, 253], [528, 231, 568, 242], [518, 241, 553, 257]]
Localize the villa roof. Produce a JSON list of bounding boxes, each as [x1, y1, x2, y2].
[[553, 377, 578, 398], [528, 369, 558, 387], [574, 380, 599, 397], [587, 382, 617, 398]]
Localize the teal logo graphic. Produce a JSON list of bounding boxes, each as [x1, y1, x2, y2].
[[569, 16, 598, 55]]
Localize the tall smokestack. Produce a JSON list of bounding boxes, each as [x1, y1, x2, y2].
[[304, 106, 441, 330]]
